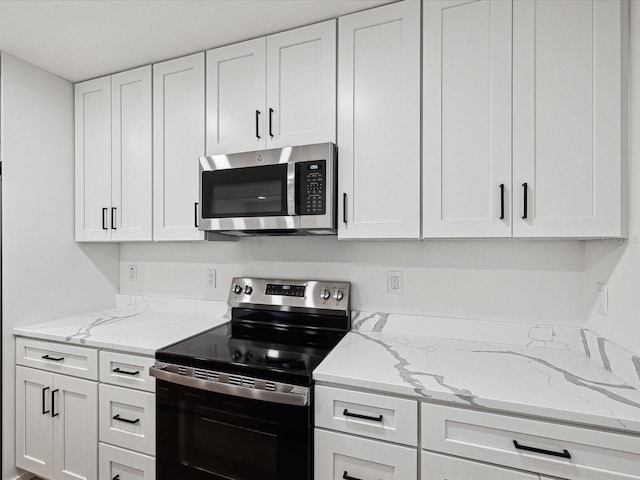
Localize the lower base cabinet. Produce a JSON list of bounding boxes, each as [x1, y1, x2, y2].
[[315, 429, 418, 480], [16, 365, 98, 480], [422, 451, 539, 479], [99, 443, 155, 480]]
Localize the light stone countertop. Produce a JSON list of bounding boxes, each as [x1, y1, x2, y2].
[[314, 312, 640, 433], [13, 295, 230, 356]]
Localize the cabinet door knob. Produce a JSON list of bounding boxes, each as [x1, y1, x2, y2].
[[343, 409, 383, 422], [51, 389, 59, 418], [111, 207, 117, 230], [42, 386, 50, 415], [102, 207, 108, 230], [522, 183, 528, 220], [255, 110, 261, 140], [113, 414, 140, 425], [112, 367, 140, 376], [499, 184, 505, 220], [42, 354, 64, 362], [343, 472, 362, 480], [269, 108, 274, 138]]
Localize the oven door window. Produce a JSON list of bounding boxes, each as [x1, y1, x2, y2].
[[157, 381, 310, 480], [202, 164, 288, 218]]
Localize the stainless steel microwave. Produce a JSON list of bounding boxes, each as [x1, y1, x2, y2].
[[198, 142, 337, 236]]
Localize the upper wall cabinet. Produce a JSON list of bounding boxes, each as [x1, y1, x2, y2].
[[338, 1, 421, 239], [423, 0, 512, 238], [153, 53, 205, 241], [75, 66, 152, 242], [206, 20, 336, 155], [512, 0, 628, 238], [423, 0, 628, 239]]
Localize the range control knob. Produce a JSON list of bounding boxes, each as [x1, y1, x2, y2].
[[244, 285, 253, 295], [320, 287, 331, 300], [333, 290, 344, 301], [232, 284, 243, 294]]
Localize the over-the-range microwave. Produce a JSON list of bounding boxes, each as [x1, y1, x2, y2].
[[198, 142, 337, 236]]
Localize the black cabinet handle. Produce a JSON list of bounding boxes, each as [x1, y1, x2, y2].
[[113, 476, 120, 480], [269, 108, 274, 138], [513, 440, 571, 459], [522, 182, 528, 219], [113, 414, 140, 425], [343, 472, 362, 480], [499, 184, 505, 220], [343, 193, 347, 224], [343, 409, 383, 422], [42, 354, 64, 362], [111, 207, 117, 230], [255, 110, 261, 140], [102, 207, 108, 230], [51, 389, 59, 417], [194, 202, 199, 228], [112, 367, 140, 376], [42, 386, 50, 415]]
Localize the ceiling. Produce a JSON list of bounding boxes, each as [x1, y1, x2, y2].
[[0, 0, 395, 83]]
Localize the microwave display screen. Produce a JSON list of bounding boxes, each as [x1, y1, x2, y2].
[[202, 164, 288, 218]]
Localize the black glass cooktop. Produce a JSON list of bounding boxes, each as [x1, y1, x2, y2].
[[156, 308, 350, 386]]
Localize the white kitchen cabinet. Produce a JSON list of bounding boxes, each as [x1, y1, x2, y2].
[[206, 20, 336, 155], [16, 365, 98, 480], [338, 1, 421, 239], [422, 450, 540, 479], [423, 0, 512, 238], [75, 65, 152, 242], [512, 0, 628, 238], [99, 443, 155, 480], [75, 76, 111, 242], [315, 429, 417, 480], [153, 53, 205, 241]]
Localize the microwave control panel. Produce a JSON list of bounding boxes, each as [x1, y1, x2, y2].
[[296, 160, 326, 215]]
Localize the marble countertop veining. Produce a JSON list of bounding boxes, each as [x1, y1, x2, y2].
[[13, 295, 230, 356], [314, 317, 640, 433]]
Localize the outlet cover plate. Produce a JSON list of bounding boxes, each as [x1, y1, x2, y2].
[[387, 271, 403, 294], [596, 283, 608, 315]]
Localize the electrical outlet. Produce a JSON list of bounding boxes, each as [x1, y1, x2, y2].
[[206, 268, 216, 288], [128, 264, 137, 283], [387, 271, 403, 294], [596, 283, 608, 315]]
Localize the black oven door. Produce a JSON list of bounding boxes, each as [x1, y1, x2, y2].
[[156, 379, 312, 480]]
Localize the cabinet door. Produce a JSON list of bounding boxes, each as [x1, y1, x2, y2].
[[423, 0, 512, 238], [338, 1, 421, 239], [153, 53, 205, 241], [52, 374, 98, 480], [206, 38, 266, 155], [16, 366, 54, 479], [266, 20, 336, 148], [75, 76, 112, 241], [111, 65, 153, 241], [513, 0, 628, 237], [422, 450, 539, 479], [315, 429, 417, 480]]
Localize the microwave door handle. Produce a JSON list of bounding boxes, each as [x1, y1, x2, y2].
[[287, 162, 296, 216]]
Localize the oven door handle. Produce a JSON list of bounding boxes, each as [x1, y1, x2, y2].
[[149, 366, 309, 406]]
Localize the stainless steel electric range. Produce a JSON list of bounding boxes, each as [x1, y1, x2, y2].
[[150, 277, 351, 480]]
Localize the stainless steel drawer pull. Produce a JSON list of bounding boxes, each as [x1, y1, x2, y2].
[[112, 367, 140, 376], [113, 414, 140, 425], [343, 409, 383, 422], [513, 440, 571, 459], [42, 354, 64, 361]]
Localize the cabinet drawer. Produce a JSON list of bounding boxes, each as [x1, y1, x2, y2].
[[99, 443, 155, 480], [315, 385, 418, 446], [422, 450, 538, 479], [99, 351, 155, 392], [99, 384, 155, 455], [16, 337, 98, 380], [421, 402, 640, 480], [315, 429, 417, 480]]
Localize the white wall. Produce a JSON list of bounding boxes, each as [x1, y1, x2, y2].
[[1, 53, 120, 480], [121, 238, 585, 325], [584, 2, 640, 355]]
